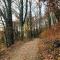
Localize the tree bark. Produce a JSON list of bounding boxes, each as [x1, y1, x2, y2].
[[24, 0, 28, 22], [19, 0, 24, 40], [29, 0, 32, 38], [5, 0, 14, 47]]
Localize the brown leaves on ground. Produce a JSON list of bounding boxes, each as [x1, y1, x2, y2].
[[41, 22, 60, 40], [0, 22, 60, 60], [0, 38, 60, 60]]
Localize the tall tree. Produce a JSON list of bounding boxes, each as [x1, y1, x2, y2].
[[29, 0, 32, 37], [24, 0, 28, 22], [6, 0, 14, 47], [19, 0, 24, 39], [0, 0, 14, 47], [38, 0, 41, 30], [12, 0, 28, 39]]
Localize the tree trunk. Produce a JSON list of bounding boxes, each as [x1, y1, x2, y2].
[[19, 0, 23, 40], [24, 0, 28, 22], [48, 14, 51, 28], [5, 23, 14, 47], [5, 0, 14, 47], [29, 0, 32, 38], [39, 0, 41, 30]]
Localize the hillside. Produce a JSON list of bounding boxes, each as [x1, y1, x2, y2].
[[41, 22, 60, 41]]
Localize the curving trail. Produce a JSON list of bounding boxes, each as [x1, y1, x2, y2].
[[0, 38, 57, 60], [9, 39, 39, 60]]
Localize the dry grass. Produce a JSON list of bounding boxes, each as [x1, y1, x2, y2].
[[40, 22, 60, 40]]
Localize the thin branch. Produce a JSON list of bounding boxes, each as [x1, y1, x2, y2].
[[3, 0, 8, 9], [0, 9, 6, 20], [12, 1, 19, 7], [24, 0, 28, 23]]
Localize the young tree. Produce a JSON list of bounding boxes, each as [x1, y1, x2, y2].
[[19, 0, 24, 39], [29, 0, 32, 37]]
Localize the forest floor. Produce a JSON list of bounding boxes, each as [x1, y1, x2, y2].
[[0, 22, 60, 60]]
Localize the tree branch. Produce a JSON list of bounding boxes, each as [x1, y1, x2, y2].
[[0, 9, 6, 20], [24, 0, 28, 23], [3, 0, 8, 9]]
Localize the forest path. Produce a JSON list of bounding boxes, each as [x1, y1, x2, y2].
[[0, 22, 60, 60], [0, 38, 56, 60], [9, 38, 39, 60]]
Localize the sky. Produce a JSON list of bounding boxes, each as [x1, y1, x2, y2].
[[31, 0, 46, 16], [0, 0, 45, 19], [12, 0, 46, 21], [0, 0, 46, 30]]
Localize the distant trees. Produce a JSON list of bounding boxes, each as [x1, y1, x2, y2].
[[12, 0, 29, 39], [19, 0, 29, 39], [44, 0, 60, 28], [54, 0, 60, 21], [0, 0, 60, 47]]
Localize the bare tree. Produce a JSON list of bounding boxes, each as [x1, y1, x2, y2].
[[28, 0, 32, 37], [0, 0, 14, 47], [42, 0, 60, 28], [24, 0, 28, 22], [12, 0, 28, 39]]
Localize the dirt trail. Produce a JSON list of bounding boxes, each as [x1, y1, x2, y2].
[[0, 39, 39, 60], [7, 38, 39, 60], [0, 22, 60, 60], [0, 38, 56, 60]]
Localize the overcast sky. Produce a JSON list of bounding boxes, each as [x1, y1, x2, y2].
[[0, 0, 46, 21], [0, 0, 46, 30], [12, 0, 46, 17]]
